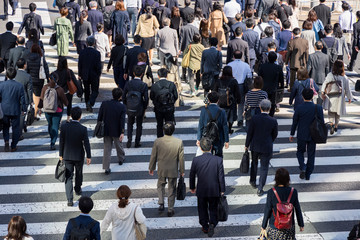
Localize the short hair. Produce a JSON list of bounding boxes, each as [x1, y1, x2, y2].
[[86, 36, 96, 46], [159, 0, 166, 4], [137, 52, 147, 62], [274, 168, 290, 187], [16, 58, 26, 69], [117, 185, 131, 208], [162, 17, 171, 27], [297, 66, 309, 80], [268, 51, 277, 63], [261, 14, 269, 23], [235, 27, 243, 36], [157, 68, 168, 78], [133, 65, 145, 77], [302, 20, 313, 30], [71, 106, 82, 120], [200, 137, 212, 152], [29, 3, 37, 12], [319, 0, 326, 2], [264, 26, 273, 37], [163, 122, 175, 136], [79, 196, 94, 214], [233, 50, 242, 59], [282, 20, 291, 29], [324, 24, 333, 34], [193, 33, 201, 43], [260, 99, 271, 112], [209, 37, 218, 46], [293, 28, 301, 35], [133, 35, 142, 44], [112, 87, 122, 100], [332, 59, 345, 76], [357, 10, 360, 19], [89, 0, 98, 8], [244, 8, 254, 19], [17, 36, 25, 45], [187, 14, 195, 23], [315, 41, 323, 50], [60, 7, 69, 17], [114, 34, 125, 46], [267, 42, 276, 50], [302, 88, 314, 100], [6, 67, 17, 79], [213, 2, 222, 11], [185, 0, 191, 6], [115, 1, 126, 10], [342, 2, 349, 11], [6, 22, 14, 31], [235, 13, 242, 21], [207, 91, 219, 103], [106, 0, 114, 6], [96, 23, 104, 32], [253, 76, 263, 89], [245, 18, 254, 28]]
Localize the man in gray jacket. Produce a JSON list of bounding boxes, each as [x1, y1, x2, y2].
[[257, 0, 279, 19], [156, 18, 179, 66], [8, 36, 29, 69]]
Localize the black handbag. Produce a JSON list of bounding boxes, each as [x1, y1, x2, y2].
[[310, 105, 328, 144], [0, 59, 5, 73], [55, 160, 66, 182], [217, 195, 229, 222], [275, 88, 284, 104], [26, 105, 35, 126], [355, 80, 360, 92], [240, 149, 250, 173], [93, 121, 104, 138], [49, 32, 57, 46], [201, 72, 215, 91], [176, 175, 186, 200]]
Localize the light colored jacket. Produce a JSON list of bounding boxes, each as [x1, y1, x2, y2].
[[301, 30, 316, 54], [135, 14, 159, 38], [156, 26, 179, 56], [183, 43, 204, 71], [54, 17, 74, 56]]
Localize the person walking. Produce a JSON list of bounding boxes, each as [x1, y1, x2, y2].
[[124, 35, 148, 80], [242, 19, 259, 71], [4, 216, 33, 240], [257, 0, 279, 19], [313, 0, 331, 26], [74, 10, 93, 54], [107, 34, 127, 89], [262, 168, 304, 239], [87, 1, 103, 33], [25, 29, 44, 53], [288, 0, 299, 30], [290, 88, 324, 180], [153, 0, 171, 29], [111, 1, 130, 45], [209, 2, 228, 50], [137, 52, 153, 86], [54, 7, 75, 57], [3, 0, 18, 20], [180, 0, 194, 25], [94, 23, 110, 70], [195, 0, 212, 19], [226, 27, 250, 64], [189, 137, 225, 237], [156, 18, 179, 67], [8, 36, 30, 69], [347, 11, 360, 72], [0, 22, 17, 72], [333, 23, 350, 61], [59, 107, 91, 206], [65, 0, 81, 26], [301, 20, 316, 54], [125, 0, 141, 37], [339, 2, 356, 54], [149, 122, 185, 217], [18, 3, 44, 38], [307, 10, 324, 41], [170, 7, 182, 38], [101, 185, 146, 240]]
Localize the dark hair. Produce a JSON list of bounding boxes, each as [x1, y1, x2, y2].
[[245, 18, 254, 28], [200, 137, 212, 151], [16, 58, 26, 69], [302, 88, 314, 100], [163, 121, 175, 136], [96, 23, 104, 32], [137, 52, 147, 62], [319, 0, 325, 2], [5, 216, 30, 240], [267, 42, 276, 50], [80, 10, 88, 25], [79, 196, 94, 214], [324, 24, 333, 34], [209, 37, 218, 46], [106, 0, 114, 6], [268, 11, 277, 20], [194, 7, 204, 19], [187, 14, 195, 23], [333, 23, 343, 38], [57, 56, 68, 71], [253, 76, 263, 89], [193, 33, 201, 43], [6, 21, 14, 31], [49, 72, 59, 84], [221, 66, 233, 79], [134, 35, 142, 44], [308, 10, 318, 22], [6, 67, 17, 79], [297, 66, 309, 80], [60, 7, 69, 17], [274, 168, 290, 187], [292, 27, 301, 35], [302, 20, 313, 30], [213, 1, 222, 11], [282, 20, 291, 29], [86, 36, 96, 46], [235, 27, 243, 36], [268, 51, 277, 63], [112, 87, 123, 100], [235, 13, 242, 21], [133, 65, 145, 77], [145, 5, 153, 20], [207, 91, 219, 103], [117, 185, 131, 208], [261, 14, 269, 23], [332, 59, 345, 76], [159, 0, 166, 4], [315, 40, 323, 50], [264, 26, 273, 37], [244, 8, 254, 19], [17, 36, 25, 45], [171, 6, 180, 18], [71, 106, 82, 120], [114, 34, 125, 45], [357, 10, 360, 19], [185, 0, 191, 6], [29, 3, 37, 12], [233, 50, 242, 59], [28, 28, 39, 42], [157, 68, 168, 78], [30, 44, 43, 57], [342, 2, 349, 11]]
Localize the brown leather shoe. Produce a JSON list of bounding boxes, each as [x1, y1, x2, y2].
[[11, 147, 17, 152]]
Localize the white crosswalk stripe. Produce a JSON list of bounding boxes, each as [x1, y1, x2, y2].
[[0, 2, 360, 240]]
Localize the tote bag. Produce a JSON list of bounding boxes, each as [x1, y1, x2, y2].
[[181, 45, 191, 68], [39, 57, 46, 79]]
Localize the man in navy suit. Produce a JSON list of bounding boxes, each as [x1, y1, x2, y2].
[[87, 1, 103, 33], [63, 196, 100, 240], [124, 35, 148, 80], [190, 137, 226, 237], [242, 18, 259, 71], [290, 88, 324, 180], [245, 99, 278, 196]]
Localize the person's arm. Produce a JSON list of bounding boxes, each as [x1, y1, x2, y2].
[[153, 16, 160, 30], [134, 206, 147, 224], [143, 84, 149, 108], [226, 45, 232, 64], [189, 158, 196, 191], [245, 118, 254, 148], [58, 87, 69, 106], [88, 22, 93, 36], [59, 123, 65, 158], [200, 52, 205, 74], [290, 109, 299, 137], [222, 110, 229, 142], [293, 189, 305, 228], [69, 21, 74, 42], [174, 31, 179, 55], [245, 45, 250, 64], [18, 15, 27, 35], [278, 67, 284, 89], [107, 49, 114, 70], [289, 83, 296, 105], [271, 120, 278, 142], [98, 103, 103, 121], [178, 141, 185, 175], [172, 82, 178, 101], [100, 208, 112, 234], [218, 158, 226, 193], [307, 55, 312, 76], [28, 76, 34, 104], [149, 140, 157, 173], [261, 191, 273, 229], [63, 220, 72, 240], [197, 108, 205, 141], [344, 77, 353, 102], [38, 16, 45, 35], [155, 31, 160, 49]]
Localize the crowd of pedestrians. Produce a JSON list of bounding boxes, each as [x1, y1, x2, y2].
[[0, 0, 359, 239]]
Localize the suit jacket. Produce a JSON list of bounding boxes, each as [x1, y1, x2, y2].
[[226, 37, 250, 64], [179, 24, 199, 51], [245, 113, 278, 153], [276, 4, 292, 24], [8, 46, 30, 68], [156, 26, 179, 56], [352, 21, 360, 47], [231, 21, 247, 38], [321, 36, 336, 55], [290, 101, 324, 141], [201, 47, 222, 75], [242, 29, 259, 60], [180, 6, 194, 25], [0, 79, 26, 116], [124, 45, 148, 77], [195, 0, 213, 18], [150, 78, 178, 111], [285, 37, 309, 69], [78, 47, 102, 83], [189, 152, 225, 197], [149, 135, 185, 178], [18, 12, 44, 36], [258, 37, 279, 55], [59, 121, 91, 161], [63, 215, 100, 240], [257, 0, 279, 19], [98, 99, 126, 138], [0, 31, 17, 60], [87, 9, 104, 33], [276, 29, 292, 52], [259, 62, 284, 93], [14, 69, 33, 105], [307, 51, 330, 85], [313, 4, 331, 26], [166, 0, 179, 11]]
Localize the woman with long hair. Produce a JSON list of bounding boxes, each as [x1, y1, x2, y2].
[[307, 9, 324, 41], [170, 6, 183, 37], [4, 216, 33, 240], [25, 28, 44, 53], [137, 52, 153, 86], [288, 0, 299, 30], [111, 1, 130, 45], [74, 9, 93, 54], [101, 185, 146, 240], [54, 7, 74, 56], [107, 34, 128, 89], [199, 17, 210, 48], [333, 23, 350, 61], [209, 2, 228, 50], [301, 20, 316, 54]]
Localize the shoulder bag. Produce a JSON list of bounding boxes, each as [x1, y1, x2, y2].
[[239, 149, 249, 173], [49, 32, 57, 46], [67, 70, 77, 95], [142, 65, 152, 88], [134, 206, 147, 240], [39, 57, 47, 79], [181, 45, 191, 68], [222, 12, 230, 34], [217, 195, 229, 222], [355, 80, 360, 92], [176, 175, 186, 200], [93, 107, 105, 138], [26, 105, 35, 126], [325, 75, 342, 96], [310, 105, 328, 144], [55, 160, 66, 182]]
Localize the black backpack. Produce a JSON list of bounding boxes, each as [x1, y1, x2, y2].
[[217, 81, 234, 109], [202, 72, 215, 91], [126, 81, 143, 117], [69, 219, 97, 240], [202, 108, 221, 143], [56, 0, 66, 8], [66, 4, 76, 23], [155, 81, 175, 113], [154, 7, 165, 28], [26, 14, 37, 31], [103, 9, 113, 30], [321, 39, 338, 65]]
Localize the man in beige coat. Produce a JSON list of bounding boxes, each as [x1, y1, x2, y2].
[[149, 122, 185, 217]]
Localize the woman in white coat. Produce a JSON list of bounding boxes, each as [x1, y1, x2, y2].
[[321, 60, 353, 135], [101, 185, 146, 240]]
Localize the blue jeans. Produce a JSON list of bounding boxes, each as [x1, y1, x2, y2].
[[2, 115, 20, 149], [127, 7, 138, 37], [297, 139, 316, 179], [45, 112, 63, 146]]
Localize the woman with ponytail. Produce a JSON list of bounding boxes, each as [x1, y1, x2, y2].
[[101, 185, 146, 240], [74, 9, 93, 54]]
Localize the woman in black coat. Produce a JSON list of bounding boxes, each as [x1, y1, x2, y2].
[[107, 34, 128, 89]]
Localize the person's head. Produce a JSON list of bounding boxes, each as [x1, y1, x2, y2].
[[264, 26, 273, 37], [293, 27, 301, 36], [274, 168, 290, 187], [245, 8, 254, 19], [17, 36, 25, 45], [106, 0, 114, 6], [157, 68, 168, 79], [163, 121, 175, 136], [117, 185, 131, 208], [324, 24, 333, 35], [114, 34, 125, 46], [221, 66, 233, 79], [332, 59, 345, 76], [314, 40, 323, 50], [162, 17, 171, 27], [6, 216, 29, 240], [259, 99, 271, 112], [57, 56, 68, 71], [308, 9, 318, 22], [268, 11, 277, 21], [342, 2, 349, 11], [28, 28, 39, 42], [133, 65, 145, 77], [16, 58, 26, 69], [207, 91, 219, 103], [80, 9, 88, 24], [193, 33, 201, 43], [296, 66, 309, 80], [333, 23, 343, 38], [137, 52, 147, 62], [171, 6, 180, 18], [253, 76, 263, 89], [187, 14, 195, 23], [30, 44, 43, 57], [145, 5, 153, 19], [267, 42, 277, 51], [49, 72, 59, 85], [282, 20, 291, 30], [289, 0, 296, 7], [115, 1, 126, 11], [268, 51, 277, 63], [96, 23, 104, 32], [209, 37, 218, 47], [112, 87, 123, 100], [78, 196, 94, 214], [302, 20, 313, 30], [71, 106, 82, 120], [89, 0, 98, 9], [302, 88, 314, 101], [133, 35, 142, 45], [60, 7, 69, 17], [245, 18, 254, 29], [6, 67, 17, 80], [159, 0, 166, 5], [235, 27, 243, 37], [86, 36, 96, 47], [29, 3, 37, 12], [194, 7, 203, 18], [213, 2, 222, 11], [6, 22, 14, 31], [357, 10, 360, 20], [235, 13, 242, 22], [200, 137, 212, 152], [319, 0, 326, 3], [233, 50, 242, 59], [185, 0, 191, 7], [261, 14, 269, 23]]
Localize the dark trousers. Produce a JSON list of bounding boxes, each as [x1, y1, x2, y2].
[[197, 196, 219, 230], [113, 67, 126, 90], [76, 40, 87, 54], [83, 79, 99, 106], [267, 92, 276, 117], [65, 160, 83, 202], [212, 144, 223, 158], [155, 110, 175, 138], [289, 67, 298, 90], [127, 113, 144, 144], [348, 47, 358, 70], [250, 151, 272, 191], [296, 139, 316, 179], [45, 112, 63, 146], [3, 0, 17, 15], [2, 115, 20, 149], [66, 93, 73, 116]]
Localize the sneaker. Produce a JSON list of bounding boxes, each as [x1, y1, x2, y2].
[[208, 224, 215, 237], [299, 171, 306, 179]]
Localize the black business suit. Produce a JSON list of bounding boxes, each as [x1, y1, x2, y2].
[[0, 31, 17, 68], [3, 0, 17, 17], [226, 37, 250, 64], [190, 152, 225, 231], [59, 120, 91, 202], [194, 0, 212, 19], [200, 47, 222, 92], [245, 113, 278, 191], [180, 6, 194, 25], [124, 45, 148, 78], [313, 3, 331, 26]]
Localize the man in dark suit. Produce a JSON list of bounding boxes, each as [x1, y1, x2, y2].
[[230, 13, 246, 39], [227, 27, 250, 64], [17, 3, 44, 38], [257, 0, 279, 19], [78, 36, 102, 112], [3, 0, 18, 20], [290, 88, 324, 180], [276, 0, 292, 24], [124, 35, 148, 79], [98, 88, 126, 174], [245, 99, 278, 196], [348, 11, 360, 71], [307, 41, 330, 86], [197, 92, 229, 158], [63, 196, 100, 240], [87, 0, 104, 33], [190, 137, 225, 237], [8, 36, 29, 69], [59, 107, 91, 206], [0, 22, 17, 70], [313, 0, 331, 26], [259, 42, 284, 67], [195, 0, 212, 18], [242, 18, 259, 71], [153, 0, 171, 28], [257, 26, 279, 56], [180, 0, 194, 25]]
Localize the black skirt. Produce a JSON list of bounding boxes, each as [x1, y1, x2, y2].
[[141, 36, 155, 50]]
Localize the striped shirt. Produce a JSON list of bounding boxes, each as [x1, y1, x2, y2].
[[245, 90, 268, 109]]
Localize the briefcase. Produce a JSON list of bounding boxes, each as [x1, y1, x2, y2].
[[240, 150, 250, 173], [55, 160, 66, 182], [93, 121, 104, 138], [217, 195, 229, 222], [355, 80, 360, 92], [49, 32, 57, 46], [176, 176, 186, 200], [275, 89, 284, 104], [26, 105, 35, 126]]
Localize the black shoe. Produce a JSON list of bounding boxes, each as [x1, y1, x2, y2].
[[105, 169, 111, 175], [201, 227, 209, 234], [75, 190, 82, 196], [12, 10, 15, 15], [126, 141, 131, 148], [135, 142, 142, 148], [50, 145, 56, 150], [334, 127, 338, 132], [305, 174, 310, 181], [4, 142, 10, 152], [158, 204, 164, 211], [86, 103, 93, 113], [11, 147, 17, 152], [237, 120, 243, 127], [229, 129, 234, 134], [167, 209, 175, 217], [249, 182, 257, 189], [299, 171, 306, 179], [67, 201, 73, 207], [347, 66, 353, 71], [119, 159, 124, 165], [19, 135, 24, 141], [330, 125, 335, 135], [257, 189, 265, 197], [208, 224, 215, 237]]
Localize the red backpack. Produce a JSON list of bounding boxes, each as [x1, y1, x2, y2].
[[272, 187, 294, 229]]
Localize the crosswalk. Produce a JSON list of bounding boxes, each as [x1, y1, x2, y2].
[[1, 1, 360, 240]]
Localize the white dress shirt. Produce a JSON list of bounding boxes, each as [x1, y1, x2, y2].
[[224, 0, 241, 18], [254, 22, 273, 39], [124, 0, 142, 8], [227, 59, 252, 84], [339, 10, 356, 31]]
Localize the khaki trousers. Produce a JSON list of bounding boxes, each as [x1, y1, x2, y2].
[[157, 177, 177, 211]]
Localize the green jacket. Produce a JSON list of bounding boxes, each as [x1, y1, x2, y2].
[[184, 43, 204, 71], [55, 17, 74, 56]]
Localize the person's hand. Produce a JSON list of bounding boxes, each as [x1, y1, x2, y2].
[[221, 192, 224, 195], [355, 46, 359, 52], [149, 170, 154, 176], [37, 109, 42, 117], [289, 136, 294, 142], [196, 140, 200, 146], [119, 133, 124, 142], [59, 156, 63, 161], [53, 3, 56, 8], [190, 189, 196, 194], [86, 158, 91, 165], [225, 142, 229, 149], [181, 173, 185, 177], [106, 68, 110, 73], [300, 227, 304, 232], [123, 74, 128, 80], [348, 54, 351, 61], [349, 99, 352, 104], [244, 146, 248, 151], [321, 92, 326, 100]]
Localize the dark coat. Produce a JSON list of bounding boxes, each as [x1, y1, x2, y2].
[[26, 52, 50, 83], [166, 0, 179, 11], [189, 152, 226, 197], [258, 37, 279, 55], [65, 1, 81, 23], [353, 21, 360, 48], [63, 215, 100, 240], [78, 47, 102, 83], [195, 0, 213, 18], [14, 69, 33, 105], [98, 99, 126, 137], [18, 12, 44, 36], [123, 78, 149, 110], [259, 62, 284, 94], [231, 21, 247, 37], [307, 51, 330, 85], [8, 46, 30, 68], [180, 6, 194, 25], [285, 37, 309, 69], [313, 3, 331, 26], [124, 45, 148, 77], [259, 51, 284, 68], [200, 47, 222, 75], [150, 78, 178, 112], [111, 10, 130, 44], [226, 38, 250, 64], [0, 79, 26, 116], [0, 31, 17, 60], [289, 78, 319, 110], [242, 29, 259, 60], [276, 4, 293, 24], [257, 0, 279, 19], [87, 9, 104, 33], [53, 69, 78, 93], [179, 24, 199, 51], [245, 113, 278, 154], [107, 45, 127, 69]]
